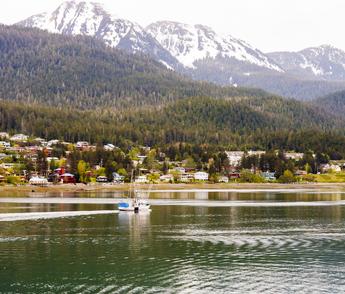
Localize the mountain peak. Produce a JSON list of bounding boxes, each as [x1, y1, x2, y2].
[[147, 20, 282, 71]]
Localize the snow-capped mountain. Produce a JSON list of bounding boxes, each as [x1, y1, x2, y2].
[[146, 21, 282, 72], [15, 1, 345, 100], [268, 45, 345, 81], [17, 1, 179, 68]]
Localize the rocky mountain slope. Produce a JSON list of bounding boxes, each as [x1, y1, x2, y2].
[[268, 45, 345, 81]]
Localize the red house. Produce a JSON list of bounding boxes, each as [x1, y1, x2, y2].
[[60, 173, 76, 184]]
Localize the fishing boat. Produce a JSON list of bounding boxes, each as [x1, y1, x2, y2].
[[118, 174, 151, 213], [118, 197, 151, 212]]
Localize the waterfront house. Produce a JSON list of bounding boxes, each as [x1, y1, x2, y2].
[[135, 175, 149, 183], [218, 176, 229, 183], [194, 172, 209, 181], [29, 176, 49, 186], [96, 176, 108, 183], [160, 174, 174, 183], [229, 172, 241, 179], [261, 171, 276, 181], [60, 173, 76, 184], [113, 173, 125, 184]]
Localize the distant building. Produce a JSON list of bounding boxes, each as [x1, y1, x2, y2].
[[10, 134, 28, 142], [113, 173, 125, 184], [76, 141, 89, 150], [0, 141, 10, 148], [104, 144, 116, 151], [248, 150, 266, 157], [320, 164, 341, 173], [225, 151, 245, 167], [160, 174, 174, 183], [284, 152, 304, 161], [261, 172, 276, 181], [47, 139, 60, 147], [135, 175, 148, 183], [218, 176, 229, 183], [96, 176, 108, 183], [194, 172, 209, 181]]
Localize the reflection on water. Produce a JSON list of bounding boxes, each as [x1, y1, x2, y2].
[[1, 191, 345, 292]]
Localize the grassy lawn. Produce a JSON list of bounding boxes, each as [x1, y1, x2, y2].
[[314, 172, 345, 183]]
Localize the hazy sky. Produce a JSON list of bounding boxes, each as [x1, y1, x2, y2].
[[0, 0, 344, 52]]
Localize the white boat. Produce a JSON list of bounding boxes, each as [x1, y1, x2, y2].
[[118, 175, 152, 212], [118, 198, 151, 212]]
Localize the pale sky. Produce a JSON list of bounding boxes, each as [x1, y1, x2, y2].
[[0, 0, 344, 53]]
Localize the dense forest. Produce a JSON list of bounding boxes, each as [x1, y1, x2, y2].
[[1, 97, 345, 158], [0, 25, 270, 109], [312, 90, 345, 118]]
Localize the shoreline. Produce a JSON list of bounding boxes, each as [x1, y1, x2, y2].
[[1, 182, 345, 193]]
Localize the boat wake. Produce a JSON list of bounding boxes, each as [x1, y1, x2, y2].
[[0, 210, 118, 222]]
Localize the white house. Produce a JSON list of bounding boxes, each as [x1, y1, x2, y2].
[[248, 150, 266, 157], [113, 173, 125, 184], [76, 141, 89, 149], [29, 177, 48, 186], [135, 175, 149, 183], [10, 134, 28, 142], [194, 172, 209, 181], [218, 176, 229, 183], [225, 151, 245, 166], [160, 174, 174, 183], [320, 164, 341, 173], [47, 139, 60, 147], [104, 144, 116, 151], [284, 152, 304, 160]]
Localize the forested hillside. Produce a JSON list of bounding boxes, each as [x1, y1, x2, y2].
[[1, 97, 345, 156], [0, 25, 269, 109], [312, 90, 345, 117]]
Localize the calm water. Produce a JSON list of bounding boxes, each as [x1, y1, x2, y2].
[[1, 190, 345, 293]]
